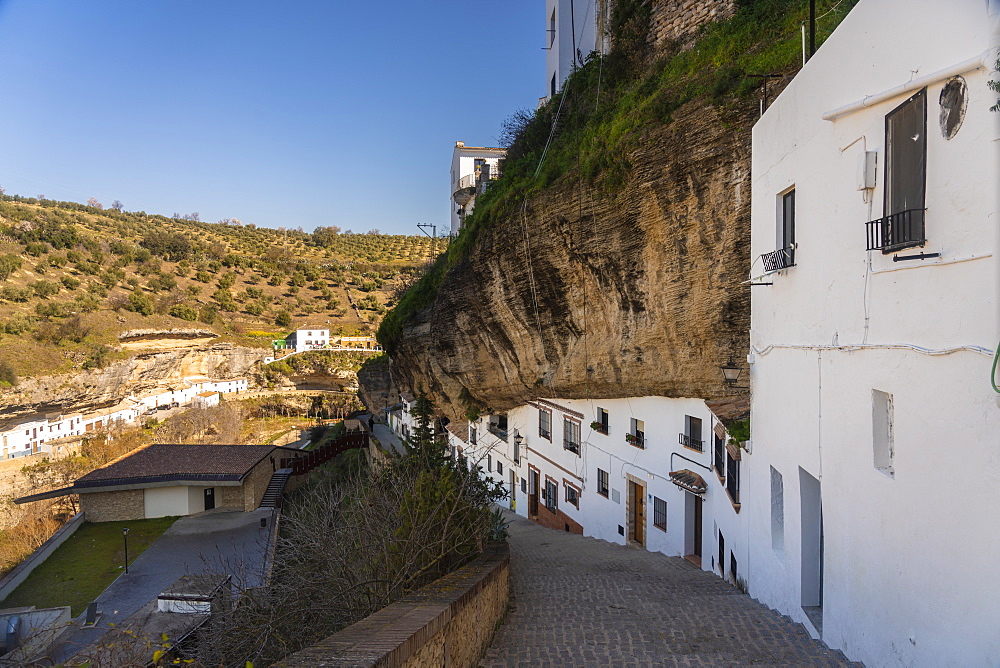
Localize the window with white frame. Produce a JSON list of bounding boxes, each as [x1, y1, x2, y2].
[[539, 408, 552, 440], [565, 482, 580, 508], [653, 496, 667, 531], [544, 478, 558, 511], [597, 468, 609, 497], [563, 417, 581, 454]]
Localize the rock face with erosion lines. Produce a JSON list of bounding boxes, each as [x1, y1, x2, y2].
[[389, 100, 753, 419]]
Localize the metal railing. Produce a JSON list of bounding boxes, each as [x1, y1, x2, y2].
[[487, 424, 508, 442], [760, 246, 794, 272], [726, 455, 740, 504], [626, 432, 645, 449], [866, 208, 926, 253], [679, 433, 703, 451], [279, 432, 369, 475], [563, 437, 580, 454]]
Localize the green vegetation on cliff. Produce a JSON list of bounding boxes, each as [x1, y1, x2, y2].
[[378, 0, 856, 354]]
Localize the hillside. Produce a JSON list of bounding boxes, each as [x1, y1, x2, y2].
[[0, 197, 445, 380], [376, 0, 856, 418]]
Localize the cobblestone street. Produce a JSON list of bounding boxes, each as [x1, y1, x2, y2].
[[480, 510, 856, 667]]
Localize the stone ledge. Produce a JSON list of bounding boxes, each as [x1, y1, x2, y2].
[[274, 542, 510, 667]]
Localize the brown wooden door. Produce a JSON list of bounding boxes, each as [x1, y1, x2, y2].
[[628, 480, 646, 547], [529, 469, 539, 516]]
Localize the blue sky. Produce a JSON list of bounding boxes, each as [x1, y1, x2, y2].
[[0, 1, 541, 235]]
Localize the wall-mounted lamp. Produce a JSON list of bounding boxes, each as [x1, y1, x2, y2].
[[720, 359, 750, 389]]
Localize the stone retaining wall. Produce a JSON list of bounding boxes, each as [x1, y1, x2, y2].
[[650, 0, 736, 49], [275, 542, 510, 667]]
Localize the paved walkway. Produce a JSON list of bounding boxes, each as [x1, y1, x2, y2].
[[368, 419, 406, 456], [480, 511, 856, 667], [47, 508, 274, 664]]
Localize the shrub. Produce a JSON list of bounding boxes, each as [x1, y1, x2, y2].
[[0, 360, 16, 386], [29, 280, 60, 299], [0, 254, 23, 280], [274, 310, 292, 327], [169, 303, 199, 321], [125, 290, 154, 316], [61, 276, 81, 290]]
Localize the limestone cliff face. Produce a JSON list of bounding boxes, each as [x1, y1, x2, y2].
[[0, 345, 270, 426], [391, 100, 753, 418]]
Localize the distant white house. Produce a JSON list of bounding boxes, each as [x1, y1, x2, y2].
[[450, 142, 506, 235], [747, 0, 1000, 664], [543, 0, 608, 102], [193, 391, 220, 409], [285, 327, 330, 352]]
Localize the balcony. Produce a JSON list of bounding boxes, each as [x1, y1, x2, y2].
[[866, 209, 926, 253], [487, 424, 508, 442], [760, 246, 794, 272], [625, 432, 644, 449], [679, 433, 703, 452], [590, 421, 609, 435]]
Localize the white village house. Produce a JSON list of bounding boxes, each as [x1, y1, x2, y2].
[[748, 0, 1000, 664], [543, 0, 609, 102], [450, 142, 506, 235], [284, 327, 331, 352]]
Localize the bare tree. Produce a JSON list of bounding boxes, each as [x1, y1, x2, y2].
[[87, 197, 103, 209], [111, 199, 123, 211]]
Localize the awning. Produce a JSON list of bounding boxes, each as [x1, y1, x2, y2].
[[669, 469, 708, 495]]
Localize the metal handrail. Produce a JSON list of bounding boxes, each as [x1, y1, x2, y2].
[[760, 246, 794, 272]]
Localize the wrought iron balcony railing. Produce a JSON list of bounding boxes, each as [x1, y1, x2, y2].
[[625, 432, 645, 448], [866, 209, 926, 253], [760, 246, 794, 272], [679, 433, 703, 451]]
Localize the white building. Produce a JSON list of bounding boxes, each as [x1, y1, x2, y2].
[[748, 1, 1000, 664], [543, 0, 608, 101], [450, 142, 506, 235], [457, 395, 749, 584], [286, 327, 330, 352]]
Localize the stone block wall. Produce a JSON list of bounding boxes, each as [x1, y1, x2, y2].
[[274, 543, 510, 667], [80, 489, 144, 522], [241, 458, 276, 511], [650, 0, 736, 49]]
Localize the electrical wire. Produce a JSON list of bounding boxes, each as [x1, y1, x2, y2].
[[751, 342, 993, 357], [991, 340, 1000, 393]]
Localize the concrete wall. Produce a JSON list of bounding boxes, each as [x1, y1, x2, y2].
[[80, 489, 145, 522], [274, 543, 509, 667], [748, 1, 1000, 664]]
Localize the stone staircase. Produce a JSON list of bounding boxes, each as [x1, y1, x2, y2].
[[258, 468, 292, 509]]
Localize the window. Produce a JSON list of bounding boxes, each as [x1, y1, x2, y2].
[[539, 408, 552, 440], [544, 479, 558, 511], [488, 414, 508, 441], [521, 478, 527, 494], [469, 424, 477, 445], [513, 436, 520, 464], [563, 418, 581, 454], [549, 8, 556, 47], [627, 418, 644, 448], [868, 89, 927, 253], [487, 454, 491, 472], [726, 449, 740, 506], [653, 496, 667, 531], [550, 72, 557, 98], [713, 428, 726, 478], [872, 389, 894, 476], [770, 466, 784, 552], [497, 461, 504, 475], [597, 468, 609, 497], [781, 189, 795, 266], [594, 408, 609, 435], [565, 483, 580, 508], [681, 416, 703, 451]]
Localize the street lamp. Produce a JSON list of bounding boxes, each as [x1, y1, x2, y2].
[[122, 527, 130, 574], [719, 358, 749, 389]]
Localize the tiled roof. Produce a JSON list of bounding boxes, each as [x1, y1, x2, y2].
[[446, 420, 470, 444], [669, 469, 708, 495], [705, 396, 750, 426], [75, 444, 275, 488]]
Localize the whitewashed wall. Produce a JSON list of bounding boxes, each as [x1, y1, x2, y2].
[[749, 0, 1000, 664]]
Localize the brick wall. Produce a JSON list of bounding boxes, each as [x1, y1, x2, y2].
[[649, 0, 735, 49], [530, 504, 584, 535], [274, 543, 510, 667], [81, 489, 144, 522]]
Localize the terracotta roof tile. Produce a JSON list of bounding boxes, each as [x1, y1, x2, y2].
[[76, 443, 275, 488]]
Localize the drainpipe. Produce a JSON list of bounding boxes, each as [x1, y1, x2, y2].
[[990, 0, 1000, 398]]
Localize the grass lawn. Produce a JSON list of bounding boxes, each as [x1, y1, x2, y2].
[[0, 517, 177, 616]]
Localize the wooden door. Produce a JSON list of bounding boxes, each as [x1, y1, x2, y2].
[[628, 480, 646, 547], [529, 469, 539, 516]]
